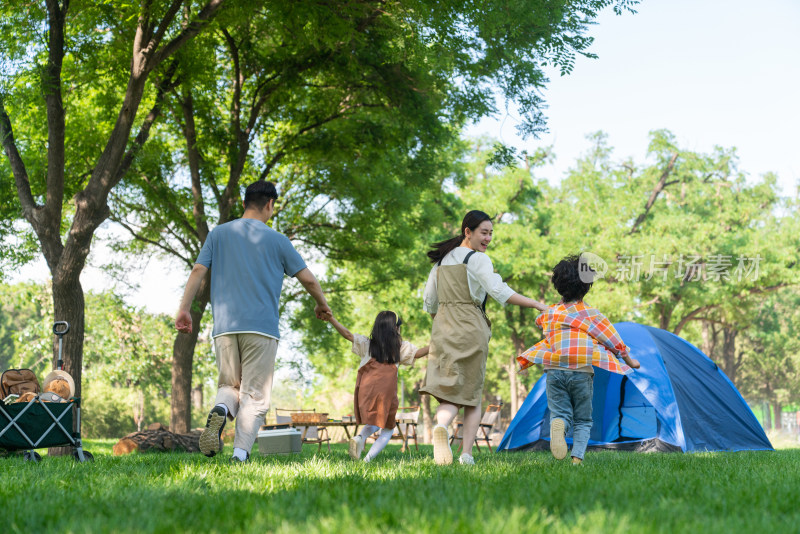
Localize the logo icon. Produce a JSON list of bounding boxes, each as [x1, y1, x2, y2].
[[578, 252, 607, 283]]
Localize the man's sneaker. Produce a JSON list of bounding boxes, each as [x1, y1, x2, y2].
[[349, 435, 365, 460], [459, 453, 475, 465], [432, 425, 453, 465], [199, 406, 227, 457], [230, 452, 250, 464], [550, 418, 568, 460], [571, 457, 583, 466]]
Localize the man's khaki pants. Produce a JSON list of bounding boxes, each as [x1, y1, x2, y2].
[[213, 333, 277, 452]]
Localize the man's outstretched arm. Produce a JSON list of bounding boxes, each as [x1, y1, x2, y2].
[[294, 267, 332, 320]]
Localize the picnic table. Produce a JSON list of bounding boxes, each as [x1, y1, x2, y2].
[[269, 409, 420, 452], [295, 420, 360, 441]]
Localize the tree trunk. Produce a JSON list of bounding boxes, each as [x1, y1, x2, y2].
[[509, 357, 519, 417], [191, 383, 204, 414], [720, 327, 738, 384], [701, 320, 717, 357], [134, 389, 145, 431], [659, 309, 671, 331], [773, 402, 783, 431], [48, 276, 86, 456], [422, 392, 433, 444], [170, 273, 210, 433]]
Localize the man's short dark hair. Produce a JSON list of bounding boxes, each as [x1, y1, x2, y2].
[[552, 254, 593, 303], [244, 180, 278, 210]]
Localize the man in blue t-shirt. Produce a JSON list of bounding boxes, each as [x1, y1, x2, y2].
[[175, 180, 331, 462]]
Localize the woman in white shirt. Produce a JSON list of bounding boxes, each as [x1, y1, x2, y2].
[[420, 210, 546, 465]]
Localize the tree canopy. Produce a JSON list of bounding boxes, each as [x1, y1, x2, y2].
[[298, 131, 799, 427]]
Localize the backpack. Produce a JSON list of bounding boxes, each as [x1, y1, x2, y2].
[[1, 369, 41, 399]]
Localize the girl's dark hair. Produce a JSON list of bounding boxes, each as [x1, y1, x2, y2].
[[427, 210, 493, 264], [369, 311, 403, 364], [552, 254, 593, 303]]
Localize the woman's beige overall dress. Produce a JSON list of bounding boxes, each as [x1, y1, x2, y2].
[[420, 252, 491, 407]]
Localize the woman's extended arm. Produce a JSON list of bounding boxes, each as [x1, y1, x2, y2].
[[327, 316, 354, 342], [506, 293, 548, 311]]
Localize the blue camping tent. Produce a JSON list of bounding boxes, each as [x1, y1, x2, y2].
[[498, 322, 772, 453]]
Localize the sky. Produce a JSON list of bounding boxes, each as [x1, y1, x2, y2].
[[468, 0, 800, 195], [10, 0, 800, 317]]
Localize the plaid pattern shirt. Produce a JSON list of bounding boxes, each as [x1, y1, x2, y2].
[[517, 301, 633, 375]]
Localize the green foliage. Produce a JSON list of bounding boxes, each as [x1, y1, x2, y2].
[[737, 289, 800, 407], [0, 282, 53, 373], [296, 130, 800, 414], [1, 445, 799, 532], [0, 281, 216, 436], [103, 0, 646, 300], [80, 381, 140, 439], [2, 0, 645, 423]]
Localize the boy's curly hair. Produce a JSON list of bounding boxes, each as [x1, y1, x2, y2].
[[552, 254, 594, 303]]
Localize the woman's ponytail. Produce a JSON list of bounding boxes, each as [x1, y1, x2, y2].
[[427, 235, 463, 264]]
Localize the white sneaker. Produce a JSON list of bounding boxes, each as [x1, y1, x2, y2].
[[550, 418, 568, 460], [432, 425, 453, 465], [459, 453, 475, 465], [349, 435, 365, 460]]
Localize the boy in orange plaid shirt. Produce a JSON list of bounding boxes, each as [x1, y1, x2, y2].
[[517, 254, 639, 465]]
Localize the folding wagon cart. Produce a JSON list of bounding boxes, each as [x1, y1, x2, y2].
[[0, 321, 93, 462]]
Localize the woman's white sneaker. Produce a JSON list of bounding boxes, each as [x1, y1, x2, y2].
[[459, 453, 475, 465]]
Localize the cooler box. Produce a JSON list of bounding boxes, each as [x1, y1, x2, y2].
[[257, 427, 302, 455]]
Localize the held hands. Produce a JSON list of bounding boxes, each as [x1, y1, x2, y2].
[[315, 303, 332, 321]]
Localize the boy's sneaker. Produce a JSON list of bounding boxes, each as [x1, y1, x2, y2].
[[571, 457, 583, 466], [550, 418, 568, 460], [199, 406, 227, 457], [459, 453, 475, 465], [432, 425, 453, 465], [349, 435, 365, 460]]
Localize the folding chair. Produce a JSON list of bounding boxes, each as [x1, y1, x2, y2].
[[450, 403, 503, 453], [392, 406, 420, 452], [275, 408, 331, 452]]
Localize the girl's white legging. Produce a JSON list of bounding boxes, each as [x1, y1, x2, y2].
[[358, 424, 395, 461]]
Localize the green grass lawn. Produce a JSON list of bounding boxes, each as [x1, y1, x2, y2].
[[2, 440, 799, 533]]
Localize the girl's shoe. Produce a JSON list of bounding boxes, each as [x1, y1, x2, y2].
[[459, 453, 475, 465], [550, 418, 568, 460], [432, 425, 453, 465], [349, 435, 365, 460]]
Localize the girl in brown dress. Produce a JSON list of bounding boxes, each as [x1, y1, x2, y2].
[[327, 311, 429, 461], [422, 210, 547, 465]]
